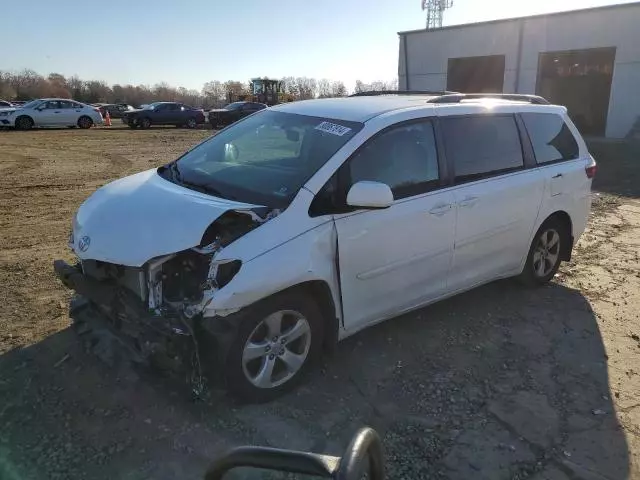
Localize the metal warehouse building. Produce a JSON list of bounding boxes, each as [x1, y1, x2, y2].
[[398, 2, 640, 138]]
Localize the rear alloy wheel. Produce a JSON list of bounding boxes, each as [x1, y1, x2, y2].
[[186, 117, 197, 129], [77, 116, 93, 129], [15, 115, 34, 130], [223, 292, 323, 403], [139, 117, 151, 129], [520, 218, 566, 286]]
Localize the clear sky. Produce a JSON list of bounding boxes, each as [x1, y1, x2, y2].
[[0, 0, 634, 91]]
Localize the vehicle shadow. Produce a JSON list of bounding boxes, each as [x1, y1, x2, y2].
[[587, 138, 640, 198], [0, 281, 630, 479]]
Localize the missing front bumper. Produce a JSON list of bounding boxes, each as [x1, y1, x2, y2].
[[53, 260, 202, 385]]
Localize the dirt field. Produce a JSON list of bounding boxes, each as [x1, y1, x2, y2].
[[1, 127, 639, 480]]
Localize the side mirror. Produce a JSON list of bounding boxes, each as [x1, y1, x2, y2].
[[346, 181, 394, 209], [224, 143, 239, 162]]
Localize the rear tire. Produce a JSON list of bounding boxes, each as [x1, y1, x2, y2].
[[77, 116, 93, 129], [519, 217, 567, 286], [186, 117, 197, 129], [15, 115, 34, 130], [221, 292, 324, 403]]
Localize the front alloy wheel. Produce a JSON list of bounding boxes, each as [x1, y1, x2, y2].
[[242, 310, 312, 389], [222, 292, 323, 403]]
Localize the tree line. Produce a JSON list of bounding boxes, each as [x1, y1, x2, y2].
[[0, 70, 398, 108]]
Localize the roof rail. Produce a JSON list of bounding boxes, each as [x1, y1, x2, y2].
[[349, 90, 458, 97], [427, 93, 550, 105]]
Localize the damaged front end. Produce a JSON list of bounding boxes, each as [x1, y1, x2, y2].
[[54, 208, 278, 395]]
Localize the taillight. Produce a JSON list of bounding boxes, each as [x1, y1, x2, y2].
[[585, 164, 597, 179]]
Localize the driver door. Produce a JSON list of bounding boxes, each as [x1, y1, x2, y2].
[[333, 120, 456, 333], [37, 100, 62, 126]]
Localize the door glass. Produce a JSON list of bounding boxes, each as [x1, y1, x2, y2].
[[44, 101, 60, 109], [348, 121, 439, 200], [441, 115, 524, 183], [521, 113, 579, 164], [58, 101, 75, 109]]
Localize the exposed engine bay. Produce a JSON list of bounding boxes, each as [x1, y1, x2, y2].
[[80, 209, 277, 317]]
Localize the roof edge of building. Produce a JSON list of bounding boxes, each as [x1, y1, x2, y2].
[[398, 1, 640, 36]]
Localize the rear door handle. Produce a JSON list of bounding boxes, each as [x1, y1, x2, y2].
[[552, 173, 563, 179], [458, 196, 479, 208], [429, 204, 452, 216]]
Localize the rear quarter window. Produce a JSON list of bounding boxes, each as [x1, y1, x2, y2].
[[441, 115, 524, 183], [521, 112, 579, 164]]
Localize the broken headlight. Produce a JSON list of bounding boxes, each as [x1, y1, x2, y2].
[[215, 260, 242, 289]]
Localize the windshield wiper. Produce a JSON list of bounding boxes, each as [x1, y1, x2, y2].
[[165, 162, 237, 201]]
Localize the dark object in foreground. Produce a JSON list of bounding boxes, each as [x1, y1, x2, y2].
[[204, 427, 384, 479], [209, 101, 267, 128]]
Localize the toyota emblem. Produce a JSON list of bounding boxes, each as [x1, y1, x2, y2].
[[78, 236, 91, 252]]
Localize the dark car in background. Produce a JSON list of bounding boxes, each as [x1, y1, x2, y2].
[[96, 103, 135, 119], [122, 102, 205, 129], [208, 101, 267, 128], [0, 100, 13, 108]]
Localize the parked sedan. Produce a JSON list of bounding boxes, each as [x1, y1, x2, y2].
[[0, 99, 103, 130], [96, 103, 135, 119], [122, 102, 205, 129], [209, 101, 267, 128]]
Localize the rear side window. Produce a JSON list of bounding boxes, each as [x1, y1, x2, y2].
[[348, 120, 439, 200], [441, 115, 524, 183], [521, 112, 579, 164]]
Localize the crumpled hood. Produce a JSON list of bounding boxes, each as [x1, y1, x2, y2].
[[72, 169, 261, 266], [209, 109, 229, 113]]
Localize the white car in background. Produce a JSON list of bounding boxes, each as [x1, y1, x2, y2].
[[0, 98, 103, 130], [54, 92, 596, 402]]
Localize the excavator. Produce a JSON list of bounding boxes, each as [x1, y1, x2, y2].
[[226, 78, 295, 106]]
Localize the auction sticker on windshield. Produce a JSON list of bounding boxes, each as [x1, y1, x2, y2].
[[315, 121, 352, 136]]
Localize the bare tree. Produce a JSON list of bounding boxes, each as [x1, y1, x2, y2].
[[223, 80, 248, 101], [330, 81, 347, 97], [202, 80, 226, 107], [296, 77, 317, 100], [317, 78, 332, 98], [281, 77, 299, 98]]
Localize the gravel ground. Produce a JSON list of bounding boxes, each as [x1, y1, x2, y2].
[[0, 128, 638, 479]]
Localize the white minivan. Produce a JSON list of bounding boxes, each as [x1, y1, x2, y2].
[[54, 93, 596, 402]]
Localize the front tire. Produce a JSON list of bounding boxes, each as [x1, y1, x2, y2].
[[138, 117, 151, 129], [77, 116, 93, 129], [223, 292, 324, 403], [520, 218, 566, 286], [15, 115, 34, 130]]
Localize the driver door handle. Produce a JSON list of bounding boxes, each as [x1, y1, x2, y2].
[[458, 196, 479, 208], [552, 173, 563, 179], [429, 204, 452, 216]]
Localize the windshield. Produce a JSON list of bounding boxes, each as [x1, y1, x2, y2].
[[144, 102, 163, 110], [225, 102, 245, 110], [161, 110, 363, 208], [22, 100, 42, 109]]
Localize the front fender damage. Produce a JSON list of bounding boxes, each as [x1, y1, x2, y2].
[[149, 208, 279, 319]]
